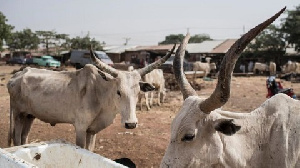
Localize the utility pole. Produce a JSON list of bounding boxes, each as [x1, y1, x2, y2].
[[240, 25, 246, 37], [123, 37, 131, 46]]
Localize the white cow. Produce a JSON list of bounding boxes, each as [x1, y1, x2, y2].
[[128, 65, 134, 71], [253, 62, 269, 74], [139, 69, 166, 110], [281, 61, 300, 74], [7, 46, 175, 151], [269, 61, 276, 75], [161, 8, 300, 168], [209, 62, 217, 73], [192, 61, 210, 78]]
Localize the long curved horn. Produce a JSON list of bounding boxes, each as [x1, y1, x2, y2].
[[137, 44, 176, 76], [90, 49, 119, 77], [173, 33, 198, 99], [199, 7, 286, 114]]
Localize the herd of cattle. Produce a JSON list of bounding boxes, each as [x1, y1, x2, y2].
[[4, 7, 300, 167], [252, 61, 300, 75], [193, 60, 300, 78]]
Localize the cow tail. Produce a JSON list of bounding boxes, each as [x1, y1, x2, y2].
[[8, 99, 13, 146]]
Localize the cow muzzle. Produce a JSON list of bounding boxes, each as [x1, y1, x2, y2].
[[125, 123, 137, 129]]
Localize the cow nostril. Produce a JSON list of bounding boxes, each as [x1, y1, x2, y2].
[[125, 123, 137, 129]]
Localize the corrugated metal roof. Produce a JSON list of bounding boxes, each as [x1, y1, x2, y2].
[[105, 45, 137, 54], [186, 40, 225, 53], [105, 39, 236, 54], [126, 44, 176, 52], [103, 45, 120, 51]]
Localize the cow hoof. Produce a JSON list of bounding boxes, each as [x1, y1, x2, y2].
[[125, 123, 137, 129]]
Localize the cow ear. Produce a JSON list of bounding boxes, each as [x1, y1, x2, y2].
[[139, 82, 155, 92], [214, 119, 241, 136]]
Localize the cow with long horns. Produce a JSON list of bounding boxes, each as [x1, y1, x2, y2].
[[161, 7, 300, 168], [7, 45, 175, 151]]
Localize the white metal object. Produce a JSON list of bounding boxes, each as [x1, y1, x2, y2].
[[1, 141, 127, 168]]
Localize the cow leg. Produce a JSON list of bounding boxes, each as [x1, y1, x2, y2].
[[75, 128, 87, 149], [145, 92, 150, 111], [13, 113, 24, 146], [150, 91, 154, 107], [139, 98, 143, 111], [203, 71, 208, 79], [193, 71, 197, 80], [139, 93, 143, 111], [157, 90, 161, 106], [160, 90, 166, 104], [21, 114, 35, 144], [86, 131, 96, 151]]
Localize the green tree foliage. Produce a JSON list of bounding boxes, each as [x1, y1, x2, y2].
[[55, 33, 71, 50], [189, 34, 212, 43], [0, 12, 14, 51], [7, 28, 39, 50], [241, 24, 285, 65], [281, 5, 300, 52], [70, 34, 103, 50], [159, 34, 212, 44], [36, 30, 72, 54], [159, 34, 185, 45], [36, 30, 56, 54], [247, 24, 285, 52]]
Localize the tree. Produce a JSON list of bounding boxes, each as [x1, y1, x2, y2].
[[159, 34, 212, 44], [281, 5, 300, 52], [241, 24, 285, 66], [36, 30, 56, 54], [0, 12, 14, 51], [36, 30, 71, 55], [70, 34, 103, 50], [159, 34, 185, 44], [189, 34, 212, 43], [54, 33, 71, 54], [247, 24, 285, 52], [6, 28, 39, 51]]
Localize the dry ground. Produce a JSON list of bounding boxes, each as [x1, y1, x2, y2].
[[1, 64, 300, 167]]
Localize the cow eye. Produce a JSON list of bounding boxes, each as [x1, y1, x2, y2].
[[117, 90, 121, 97], [181, 134, 195, 142]]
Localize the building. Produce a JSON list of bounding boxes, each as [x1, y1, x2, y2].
[[124, 44, 176, 66], [186, 39, 237, 62], [105, 45, 137, 63]]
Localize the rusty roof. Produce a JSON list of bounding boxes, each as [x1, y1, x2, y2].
[[211, 39, 237, 53]]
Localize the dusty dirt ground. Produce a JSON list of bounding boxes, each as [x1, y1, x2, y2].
[[1, 64, 300, 168]]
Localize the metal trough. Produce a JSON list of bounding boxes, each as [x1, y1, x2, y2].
[[0, 141, 127, 168], [184, 71, 205, 79]]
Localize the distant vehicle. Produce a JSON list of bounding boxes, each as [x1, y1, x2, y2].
[[25, 58, 34, 65], [70, 50, 113, 69], [5, 51, 31, 65], [33, 55, 61, 67], [2, 54, 11, 63], [6, 56, 26, 65], [160, 55, 192, 73]]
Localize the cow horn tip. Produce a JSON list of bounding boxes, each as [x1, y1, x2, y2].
[[283, 6, 286, 10]]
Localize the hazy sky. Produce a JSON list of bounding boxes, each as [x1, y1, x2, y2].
[[0, 0, 299, 46]]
